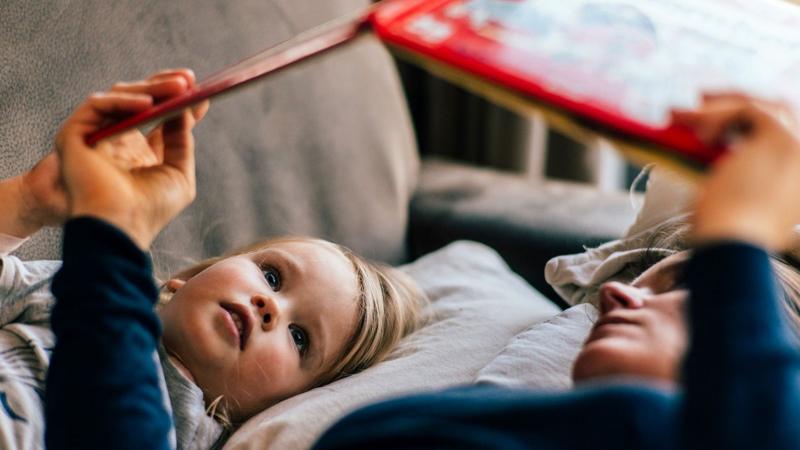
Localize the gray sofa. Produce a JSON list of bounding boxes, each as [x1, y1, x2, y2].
[[1, 0, 635, 304]]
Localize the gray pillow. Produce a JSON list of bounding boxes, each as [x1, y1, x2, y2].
[[222, 240, 560, 450], [475, 304, 597, 391]]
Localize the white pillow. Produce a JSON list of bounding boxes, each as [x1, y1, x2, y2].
[[222, 241, 560, 450], [475, 304, 597, 391], [545, 167, 696, 307], [477, 167, 691, 393]]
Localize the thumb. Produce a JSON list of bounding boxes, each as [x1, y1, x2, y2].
[[57, 92, 154, 155]]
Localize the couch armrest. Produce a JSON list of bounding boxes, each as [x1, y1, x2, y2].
[[409, 158, 639, 306]]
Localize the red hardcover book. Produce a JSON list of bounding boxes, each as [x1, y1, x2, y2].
[[87, 0, 800, 172]]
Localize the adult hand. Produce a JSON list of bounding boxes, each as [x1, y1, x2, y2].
[[54, 69, 210, 249], [671, 93, 800, 251]]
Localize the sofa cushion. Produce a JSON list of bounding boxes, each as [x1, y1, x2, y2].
[[0, 0, 419, 268], [410, 157, 638, 303]]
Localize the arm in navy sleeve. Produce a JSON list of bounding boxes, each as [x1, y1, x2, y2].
[[46, 217, 172, 450], [682, 242, 800, 450]]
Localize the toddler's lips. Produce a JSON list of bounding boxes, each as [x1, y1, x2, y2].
[[220, 302, 254, 351]]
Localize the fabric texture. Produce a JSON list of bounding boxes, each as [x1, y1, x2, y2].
[[47, 218, 172, 450], [474, 304, 597, 391], [0, 255, 58, 450], [222, 241, 560, 450], [0, 234, 27, 256], [0, 222, 221, 450], [1, 0, 419, 267], [158, 346, 226, 450], [313, 242, 800, 450], [411, 157, 637, 303], [545, 167, 695, 306], [0, 237, 564, 450]]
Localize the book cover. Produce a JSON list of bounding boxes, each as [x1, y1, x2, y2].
[[88, 0, 800, 173], [371, 0, 800, 171]]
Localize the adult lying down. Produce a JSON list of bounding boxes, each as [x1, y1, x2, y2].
[[313, 95, 800, 450], [226, 138, 800, 448]]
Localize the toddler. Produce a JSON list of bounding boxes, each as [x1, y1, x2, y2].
[[0, 69, 425, 449]]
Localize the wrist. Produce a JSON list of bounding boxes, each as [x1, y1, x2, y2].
[[0, 176, 43, 238], [691, 214, 781, 251], [68, 205, 154, 250]]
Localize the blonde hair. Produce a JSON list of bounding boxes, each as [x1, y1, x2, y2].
[[162, 236, 427, 422], [630, 213, 800, 332]]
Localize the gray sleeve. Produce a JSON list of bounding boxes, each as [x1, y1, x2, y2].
[[0, 255, 60, 325]]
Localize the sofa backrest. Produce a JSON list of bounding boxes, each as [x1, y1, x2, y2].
[[0, 0, 419, 272]]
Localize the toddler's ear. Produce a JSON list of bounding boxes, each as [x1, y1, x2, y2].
[[166, 279, 186, 293]]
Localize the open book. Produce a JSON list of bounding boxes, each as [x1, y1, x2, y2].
[[88, 0, 800, 173]]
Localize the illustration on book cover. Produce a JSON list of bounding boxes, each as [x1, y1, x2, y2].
[[400, 0, 800, 126]]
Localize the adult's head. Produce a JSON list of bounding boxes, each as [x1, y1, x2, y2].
[[573, 216, 800, 384], [573, 92, 800, 384]]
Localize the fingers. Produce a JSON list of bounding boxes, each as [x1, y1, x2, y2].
[[111, 78, 188, 99], [151, 71, 209, 122], [83, 92, 154, 122], [111, 68, 195, 100], [155, 69, 210, 124], [671, 102, 753, 147], [192, 99, 210, 122], [146, 127, 165, 163], [56, 91, 154, 154], [670, 94, 790, 147], [701, 92, 792, 117], [60, 68, 202, 150], [114, 69, 208, 128], [160, 110, 196, 184], [148, 68, 196, 89], [58, 69, 200, 165], [145, 69, 208, 122], [146, 99, 207, 163], [99, 131, 160, 169]]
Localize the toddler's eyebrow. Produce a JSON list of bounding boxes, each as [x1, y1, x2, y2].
[[280, 252, 304, 278], [258, 249, 303, 277]]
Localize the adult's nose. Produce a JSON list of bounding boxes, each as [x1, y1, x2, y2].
[[598, 281, 646, 314], [251, 294, 280, 331]]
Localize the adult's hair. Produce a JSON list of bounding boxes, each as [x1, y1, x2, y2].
[[627, 213, 800, 331]]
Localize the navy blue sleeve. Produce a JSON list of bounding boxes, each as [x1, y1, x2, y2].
[[314, 242, 800, 450], [46, 217, 172, 450], [682, 242, 800, 450]]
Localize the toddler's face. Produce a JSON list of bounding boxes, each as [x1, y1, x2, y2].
[[158, 240, 359, 421]]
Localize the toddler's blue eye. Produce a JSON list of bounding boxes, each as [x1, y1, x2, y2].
[[289, 325, 308, 355], [263, 267, 281, 291]]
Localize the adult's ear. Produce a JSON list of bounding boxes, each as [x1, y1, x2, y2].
[[166, 278, 186, 293]]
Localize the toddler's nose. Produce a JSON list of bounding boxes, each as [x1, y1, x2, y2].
[[598, 281, 646, 314], [251, 294, 280, 330]]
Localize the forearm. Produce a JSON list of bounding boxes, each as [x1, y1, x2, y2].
[[682, 242, 800, 450], [0, 176, 41, 239], [46, 218, 172, 450]]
